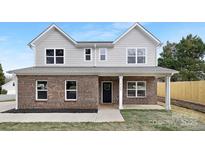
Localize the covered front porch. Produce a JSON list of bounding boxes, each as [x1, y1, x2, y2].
[[99, 75, 172, 111]]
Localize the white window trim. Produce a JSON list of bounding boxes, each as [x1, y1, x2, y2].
[[126, 47, 147, 64], [36, 80, 48, 101], [65, 80, 78, 101], [45, 48, 65, 65], [99, 48, 107, 61], [127, 81, 146, 98], [84, 48, 92, 62]]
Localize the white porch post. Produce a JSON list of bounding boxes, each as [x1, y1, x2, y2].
[[119, 75, 123, 110], [165, 76, 171, 111]]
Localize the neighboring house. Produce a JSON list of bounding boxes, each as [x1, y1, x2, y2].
[[2, 80, 16, 95], [8, 23, 177, 112]]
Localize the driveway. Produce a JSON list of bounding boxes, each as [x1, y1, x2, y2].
[[0, 94, 16, 102], [0, 101, 16, 112], [0, 101, 124, 122]]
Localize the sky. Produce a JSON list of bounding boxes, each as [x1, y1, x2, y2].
[[1, 22, 205, 74]]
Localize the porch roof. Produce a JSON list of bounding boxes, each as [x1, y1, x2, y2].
[[8, 66, 178, 77]]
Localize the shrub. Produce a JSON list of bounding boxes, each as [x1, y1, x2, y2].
[[1, 89, 7, 94]]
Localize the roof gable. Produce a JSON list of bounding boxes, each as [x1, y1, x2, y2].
[[28, 23, 161, 47], [113, 22, 161, 45], [28, 24, 77, 47]]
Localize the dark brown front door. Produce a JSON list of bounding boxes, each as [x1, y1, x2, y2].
[[102, 82, 112, 103]]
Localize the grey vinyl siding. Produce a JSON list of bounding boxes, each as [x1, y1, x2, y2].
[[34, 26, 157, 67], [97, 27, 157, 66], [34, 28, 94, 66]]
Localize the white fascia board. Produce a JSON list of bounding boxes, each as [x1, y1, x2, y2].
[[29, 24, 77, 47], [113, 22, 161, 45]]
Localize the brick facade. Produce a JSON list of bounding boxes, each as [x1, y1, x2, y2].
[[17, 75, 99, 109], [123, 76, 157, 104], [17, 75, 157, 110], [99, 76, 157, 105]]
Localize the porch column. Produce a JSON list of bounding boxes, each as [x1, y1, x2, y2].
[[165, 76, 171, 111], [119, 75, 123, 110]]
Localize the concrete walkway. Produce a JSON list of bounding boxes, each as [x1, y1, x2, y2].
[[0, 101, 164, 123], [0, 101, 124, 123], [123, 104, 164, 110]]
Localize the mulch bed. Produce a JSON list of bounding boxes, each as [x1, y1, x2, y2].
[[2, 108, 98, 113]]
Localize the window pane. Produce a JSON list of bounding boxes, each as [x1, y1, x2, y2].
[[137, 90, 145, 97], [128, 49, 136, 56], [46, 57, 54, 64], [85, 49, 91, 54], [100, 55, 106, 60], [56, 57, 64, 64], [100, 48, 106, 55], [46, 49, 54, 56], [67, 91, 76, 99], [128, 57, 136, 63], [137, 48, 145, 56], [137, 82, 145, 90], [137, 82, 145, 89], [56, 49, 64, 56], [128, 90, 136, 97], [86, 55, 91, 61], [66, 81, 76, 90], [37, 91, 47, 99], [37, 81, 47, 90], [137, 56, 145, 63], [128, 82, 136, 89]]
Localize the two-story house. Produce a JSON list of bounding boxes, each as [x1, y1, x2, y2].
[[8, 23, 178, 112]]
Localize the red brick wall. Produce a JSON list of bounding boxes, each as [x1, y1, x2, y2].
[[99, 76, 157, 105], [123, 76, 157, 104], [17, 75, 99, 109], [17, 75, 157, 110]]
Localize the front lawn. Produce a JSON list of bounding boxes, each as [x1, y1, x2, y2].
[[0, 105, 205, 130]]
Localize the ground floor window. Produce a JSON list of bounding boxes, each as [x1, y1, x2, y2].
[[65, 80, 77, 101], [127, 81, 146, 97], [36, 80, 48, 100]]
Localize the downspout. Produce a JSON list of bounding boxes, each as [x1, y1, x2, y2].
[[156, 43, 163, 66], [30, 45, 36, 66], [94, 44, 97, 67]]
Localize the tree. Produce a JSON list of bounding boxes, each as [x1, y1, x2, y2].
[[0, 64, 5, 94], [158, 41, 178, 81], [158, 34, 205, 81]]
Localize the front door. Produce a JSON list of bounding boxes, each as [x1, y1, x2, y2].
[[102, 82, 112, 103]]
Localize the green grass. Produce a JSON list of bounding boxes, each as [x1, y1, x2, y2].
[[0, 106, 205, 130]]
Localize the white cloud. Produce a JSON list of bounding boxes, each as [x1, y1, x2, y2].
[[0, 36, 8, 42]]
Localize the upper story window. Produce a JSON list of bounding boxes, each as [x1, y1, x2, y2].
[[127, 48, 136, 64], [137, 48, 146, 63], [46, 49, 64, 64], [84, 48, 92, 61], [127, 48, 146, 64], [99, 48, 107, 61]]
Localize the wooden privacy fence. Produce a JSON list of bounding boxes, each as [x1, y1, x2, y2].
[[157, 81, 205, 105]]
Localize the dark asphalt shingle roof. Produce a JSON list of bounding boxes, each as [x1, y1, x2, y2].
[[8, 66, 178, 76]]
